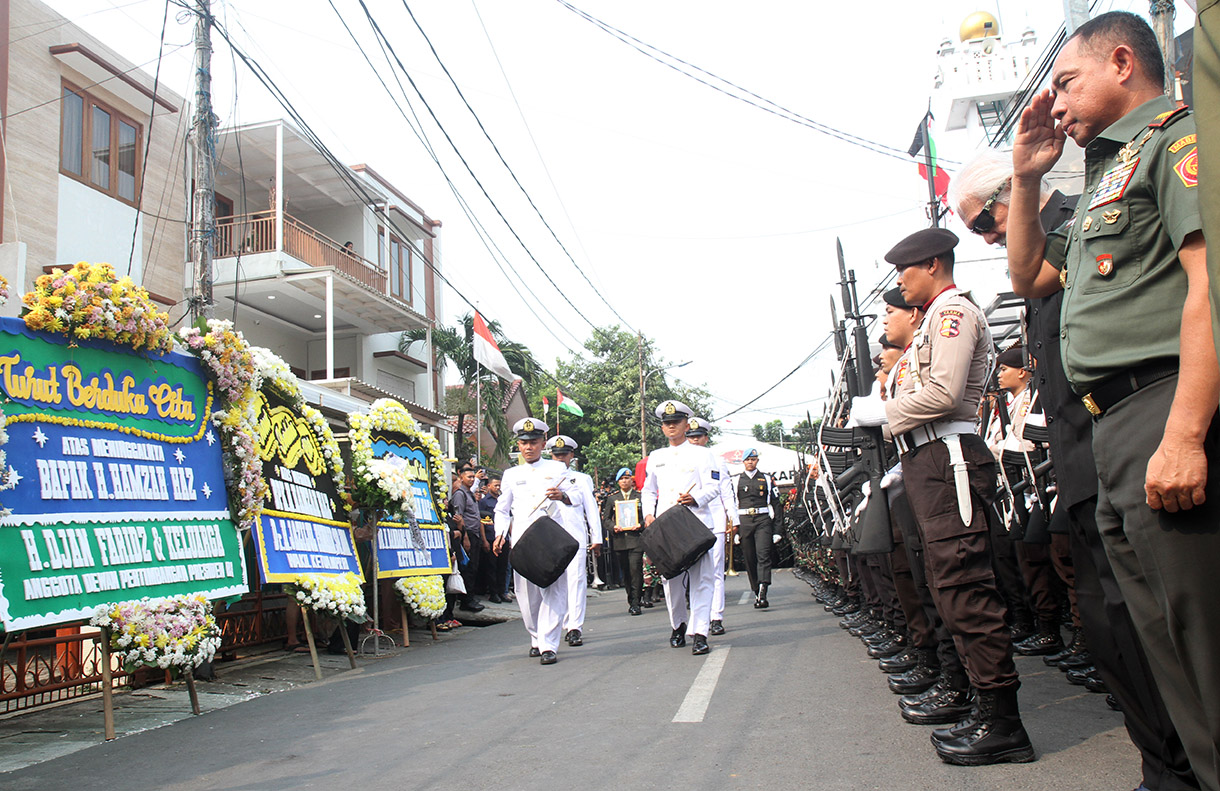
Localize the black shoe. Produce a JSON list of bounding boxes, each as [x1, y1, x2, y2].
[[756, 583, 769, 609], [901, 685, 975, 725], [878, 648, 919, 674], [889, 660, 941, 695], [487, 593, 504, 604], [1105, 694, 1121, 712], [539, 650, 557, 665], [934, 688, 1035, 766], [1014, 627, 1064, 656], [899, 678, 950, 708], [1058, 650, 1094, 671], [868, 636, 908, 659], [849, 620, 881, 637], [1083, 674, 1108, 694], [691, 634, 710, 655], [1044, 630, 1085, 665], [864, 627, 898, 646], [709, 620, 725, 636], [931, 709, 981, 743], [670, 623, 687, 648], [1066, 667, 1100, 686], [628, 606, 642, 616], [1009, 617, 1036, 643], [528, 647, 540, 657], [459, 600, 485, 612], [566, 629, 583, 647]]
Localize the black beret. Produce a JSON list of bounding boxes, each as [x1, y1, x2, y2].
[[996, 346, 1025, 369], [877, 333, 902, 351], [884, 227, 959, 266], [882, 287, 918, 310]]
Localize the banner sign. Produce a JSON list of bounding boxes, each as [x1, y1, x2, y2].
[[252, 390, 360, 583], [0, 318, 246, 631], [368, 429, 450, 577]]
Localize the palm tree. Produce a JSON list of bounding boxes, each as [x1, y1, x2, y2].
[[401, 313, 543, 464]]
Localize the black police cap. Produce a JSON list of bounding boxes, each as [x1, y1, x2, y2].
[[884, 227, 959, 266], [882, 287, 918, 310], [996, 346, 1025, 369]]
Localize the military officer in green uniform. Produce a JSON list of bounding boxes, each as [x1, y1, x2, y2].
[[1008, 12, 1220, 789]]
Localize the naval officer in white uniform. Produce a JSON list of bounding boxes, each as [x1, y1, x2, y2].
[[493, 418, 581, 665], [685, 417, 738, 636], [641, 400, 720, 655], [545, 434, 602, 647]]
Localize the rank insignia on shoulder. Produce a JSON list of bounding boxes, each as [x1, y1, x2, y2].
[[1169, 133, 1196, 154], [711, 471, 720, 480], [1174, 147, 1198, 188], [939, 316, 960, 338], [1097, 254, 1114, 276], [1148, 106, 1188, 128]]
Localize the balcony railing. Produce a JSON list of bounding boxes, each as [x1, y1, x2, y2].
[[215, 211, 388, 293]]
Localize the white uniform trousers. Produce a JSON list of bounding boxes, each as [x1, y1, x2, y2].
[[710, 533, 726, 622], [664, 549, 714, 637], [561, 545, 588, 632], [514, 571, 567, 652]]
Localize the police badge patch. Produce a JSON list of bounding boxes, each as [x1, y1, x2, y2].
[[939, 316, 960, 338]]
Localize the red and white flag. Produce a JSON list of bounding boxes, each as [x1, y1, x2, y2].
[[472, 311, 515, 381], [541, 396, 550, 417]]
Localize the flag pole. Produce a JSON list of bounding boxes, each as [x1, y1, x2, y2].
[[476, 361, 482, 462], [923, 105, 941, 228]]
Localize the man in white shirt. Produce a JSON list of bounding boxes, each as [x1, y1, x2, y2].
[[545, 435, 602, 647], [493, 418, 581, 665], [641, 400, 720, 655], [685, 417, 738, 636]]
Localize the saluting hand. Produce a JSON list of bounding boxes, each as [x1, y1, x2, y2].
[[1013, 89, 1065, 180], [1146, 434, 1208, 513]]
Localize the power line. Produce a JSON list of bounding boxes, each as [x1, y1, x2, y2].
[[399, 0, 638, 333], [555, 0, 959, 168], [126, 0, 172, 278]]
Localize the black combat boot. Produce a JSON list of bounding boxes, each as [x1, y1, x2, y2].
[[934, 686, 1036, 765], [755, 582, 769, 609], [868, 633, 909, 659], [1008, 614, 1036, 643], [1044, 629, 1084, 666], [1014, 621, 1064, 656], [878, 646, 920, 674], [888, 651, 941, 694], [901, 679, 974, 725]]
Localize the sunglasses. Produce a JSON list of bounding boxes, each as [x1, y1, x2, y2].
[[970, 178, 1011, 235]]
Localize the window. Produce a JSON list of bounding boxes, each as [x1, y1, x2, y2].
[[59, 81, 143, 206], [387, 234, 411, 303]]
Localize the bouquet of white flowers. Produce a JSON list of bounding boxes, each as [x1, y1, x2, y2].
[[288, 573, 368, 623], [394, 575, 446, 620], [90, 594, 220, 672]]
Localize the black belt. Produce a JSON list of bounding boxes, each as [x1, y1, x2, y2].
[[1081, 359, 1178, 417]]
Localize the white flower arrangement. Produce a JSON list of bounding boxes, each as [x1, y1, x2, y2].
[[350, 398, 449, 521], [394, 575, 446, 620], [288, 573, 368, 623], [89, 594, 220, 672]]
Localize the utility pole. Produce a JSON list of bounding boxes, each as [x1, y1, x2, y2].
[[1149, 0, 1176, 98], [638, 332, 646, 459], [190, 0, 216, 321]]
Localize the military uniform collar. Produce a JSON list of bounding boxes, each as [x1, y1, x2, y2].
[[1093, 95, 1176, 147]]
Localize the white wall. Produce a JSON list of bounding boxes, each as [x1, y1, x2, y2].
[[56, 176, 143, 280]]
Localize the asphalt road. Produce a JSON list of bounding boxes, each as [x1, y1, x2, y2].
[[4, 570, 1139, 791]]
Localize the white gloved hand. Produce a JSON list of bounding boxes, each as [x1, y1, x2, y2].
[[849, 394, 889, 427], [733, 533, 741, 545], [880, 471, 902, 489], [772, 534, 782, 544]]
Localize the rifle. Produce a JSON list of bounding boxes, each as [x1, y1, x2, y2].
[[816, 239, 893, 555]]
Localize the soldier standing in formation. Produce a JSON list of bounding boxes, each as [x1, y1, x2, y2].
[[641, 400, 720, 656], [492, 418, 581, 666], [684, 417, 739, 635], [851, 227, 1034, 765], [735, 449, 780, 609], [1008, 12, 1220, 787]]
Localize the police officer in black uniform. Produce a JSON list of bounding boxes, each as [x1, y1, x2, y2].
[[736, 449, 779, 608]]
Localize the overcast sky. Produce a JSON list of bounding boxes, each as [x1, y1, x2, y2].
[[43, 0, 1197, 435]]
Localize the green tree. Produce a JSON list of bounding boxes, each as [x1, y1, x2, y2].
[[750, 417, 821, 448], [401, 314, 543, 465], [752, 419, 785, 444], [527, 326, 715, 483]]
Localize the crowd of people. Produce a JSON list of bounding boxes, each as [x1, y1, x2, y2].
[[793, 11, 1219, 783]]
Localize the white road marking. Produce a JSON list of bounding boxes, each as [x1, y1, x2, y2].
[[673, 645, 730, 723], [738, 592, 752, 606]]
